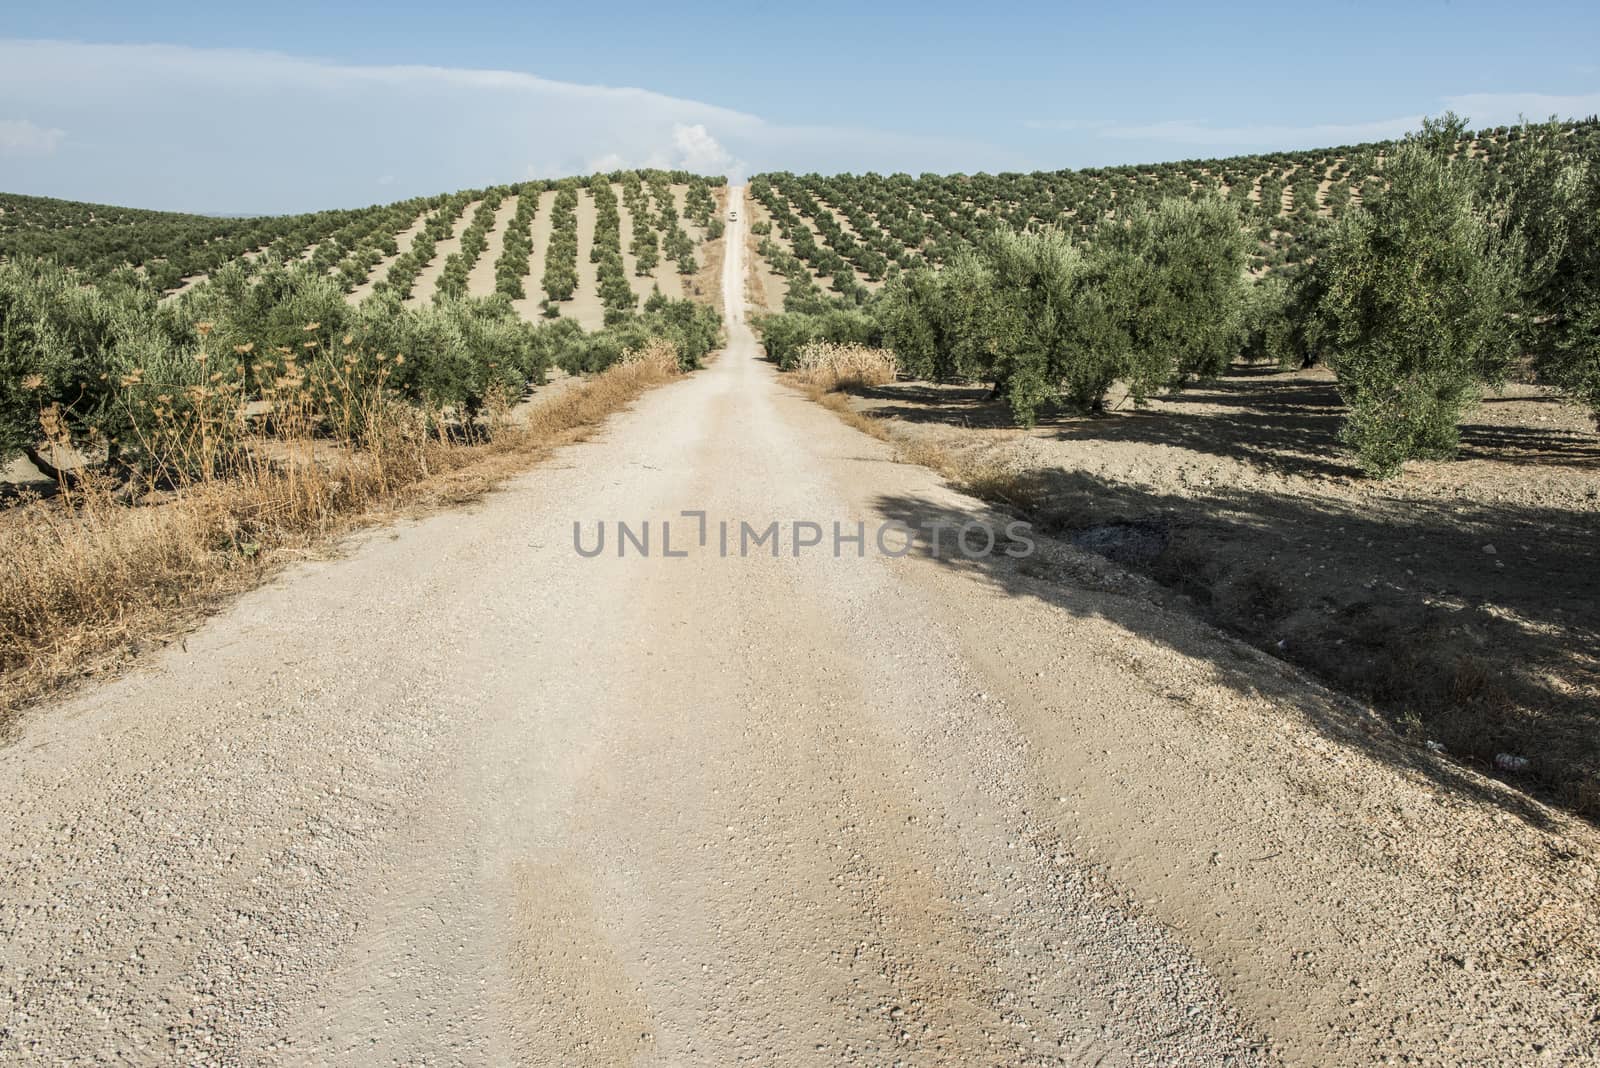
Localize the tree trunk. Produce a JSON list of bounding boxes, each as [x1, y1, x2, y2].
[[21, 444, 80, 489]]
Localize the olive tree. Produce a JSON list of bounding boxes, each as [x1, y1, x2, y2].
[[1497, 119, 1600, 422], [972, 226, 1086, 424], [1094, 196, 1249, 402], [881, 255, 993, 384], [1318, 133, 1518, 477], [0, 260, 179, 479]]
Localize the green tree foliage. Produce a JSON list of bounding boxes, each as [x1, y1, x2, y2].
[[377, 193, 474, 301], [1318, 132, 1518, 477], [176, 257, 353, 393], [0, 192, 410, 293], [756, 307, 883, 370], [881, 255, 992, 383], [969, 227, 1091, 422], [353, 293, 542, 420], [590, 178, 638, 324], [434, 192, 504, 303], [558, 292, 722, 375], [0, 260, 177, 471], [1094, 197, 1249, 401], [0, 256, 722, 482], [494, 185, 543, 299], [1497, 119, 1600, 421], [872, 197, 1246, 423], [541, 184, 581, 303]]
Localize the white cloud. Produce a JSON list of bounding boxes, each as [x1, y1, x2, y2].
[[585, 152, 631, 173], [672, 123, 741, 174], [1026, 115, 1421, 148], [1441, 91, 1600, 125], [0, 39, 1012, 212], [1022, 119, 1116, 133], [1026, 91, 1600, 155], [0, 117, 64, 156], [582, 124, 746, 181]]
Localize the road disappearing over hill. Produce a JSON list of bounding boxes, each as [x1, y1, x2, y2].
[[2, 194, 1594, 1067]]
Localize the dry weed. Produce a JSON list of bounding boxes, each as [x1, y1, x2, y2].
[[791, 342, 897, 390]]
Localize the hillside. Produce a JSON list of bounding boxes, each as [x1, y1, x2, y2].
[[747, 118, 1600, 311], [0, 170, 727, 323], [3, 198, 1599, 1066]]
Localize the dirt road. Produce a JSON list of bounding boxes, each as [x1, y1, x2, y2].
[[3, 193, 1595, 1066]]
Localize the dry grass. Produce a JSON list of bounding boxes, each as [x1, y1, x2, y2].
[[0, 353, 682, 721], [790, 341, 897, 391], [800, 380, 893, 442], [619, 337, 683, 376]]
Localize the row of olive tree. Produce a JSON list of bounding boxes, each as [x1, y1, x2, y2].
[[879, 196, 1248, 425], [1249, 114, 1598, 475], [0, 256, 721, 484], [495, 189, 541, 299], [434, 192, 505, 303], [541, 184, 581, 307], [763, 116, 1598, 476]]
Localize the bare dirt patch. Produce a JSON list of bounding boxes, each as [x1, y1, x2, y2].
[[838, 366, 1600, 819], [347, 209, 427, 303], [565, 186, 605, 331], [685, 185, 728, 308], [406, 199, 481, 309], [744, 189, 789, 312], [512, 189, 558, 322], [467, 195, 519, 298]]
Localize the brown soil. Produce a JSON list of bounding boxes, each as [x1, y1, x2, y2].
[[745, 188, 789, 312], [684, 185, 728, 308], [347, 209, 427, 304], [466, 196, 519, 298], [843, 366, 1600, 820], [511, 189, 559, 322], [406, 199, 481, 309]]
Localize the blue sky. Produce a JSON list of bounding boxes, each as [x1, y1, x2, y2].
[[2, 1, 1598, 213]]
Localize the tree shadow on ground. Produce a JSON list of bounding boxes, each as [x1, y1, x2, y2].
[[873, 471, 1600, 830], [858, 367, 1600, 479]]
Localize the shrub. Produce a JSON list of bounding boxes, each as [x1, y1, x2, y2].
[[756, 307, 882, 370], [0, 259, 184, 475], [557, 296, 721, 376], [1240, 275, 1295, 367], [352, 294, 540, 422], [176, 259, 354, 390], [881, 257, 994, 384]]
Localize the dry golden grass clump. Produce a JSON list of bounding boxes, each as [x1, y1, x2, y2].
[[619, 338, 683, 377], [0, 333, 686, 719], [791, 341, 897, 390]]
